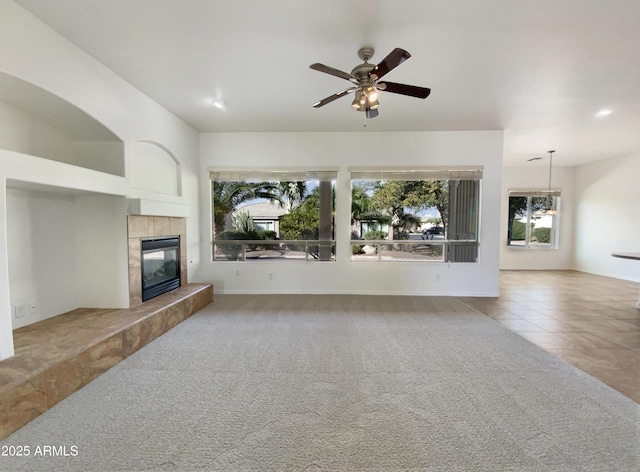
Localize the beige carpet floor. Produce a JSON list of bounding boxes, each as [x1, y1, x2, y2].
[[1, 294, 638, 471]]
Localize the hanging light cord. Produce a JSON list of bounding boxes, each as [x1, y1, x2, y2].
[[547, 150, 555, 211], [548, 150, 554, 192]]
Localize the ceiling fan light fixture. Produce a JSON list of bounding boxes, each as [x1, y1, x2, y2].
[[369, 98, 380, 110], [365, 86, 378, 102], [352, 90, 363, 109]]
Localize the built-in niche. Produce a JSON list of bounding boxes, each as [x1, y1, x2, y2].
[[0, 71, 124, 176], [7, 183, 130, 329], [130, 140, 182, 197]]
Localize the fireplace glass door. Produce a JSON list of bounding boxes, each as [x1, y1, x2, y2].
[[141, 237, 180, 301]]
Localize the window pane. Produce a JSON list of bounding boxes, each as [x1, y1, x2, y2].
[[351, 242, 444, 261], [211, 175, 336, 262], [507, 196, 528, 246], [350, 175, 479, 262], [507, 194, 560, 249]]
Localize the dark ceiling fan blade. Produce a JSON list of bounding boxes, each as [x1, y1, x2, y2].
[[378, 81, 431, 99], [369, 48, 411, 80], [309, 63, 358, 83], [312, 87, 357, 108]]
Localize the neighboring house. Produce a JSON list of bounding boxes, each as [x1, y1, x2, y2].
[[355, 220, 389, 239], [232, 201, 288, 236]]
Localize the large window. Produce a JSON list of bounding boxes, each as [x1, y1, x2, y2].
[[349, 167, 482, 262], [507, 191, 560, 248], [210, 169, 337, 261]]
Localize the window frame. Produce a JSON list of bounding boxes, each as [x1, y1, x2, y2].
[[209, 167, 338, 262], [507, 190, 561, 249], [349, 166, 483, 263]]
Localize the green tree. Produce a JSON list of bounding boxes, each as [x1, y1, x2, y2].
[[370, 180, 444, 239], [350, 183, 390, 239], [275, 181, 308, 212], [507, 196, 528, 245], [351, 183, 373, 224], [298, 185, 335, 213], [211, 181, 281, 236], [418, 180, 448, 233], [279, 211, 319, 240]]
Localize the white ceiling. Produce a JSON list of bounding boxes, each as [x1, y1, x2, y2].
[[15, 0, 640, 167]]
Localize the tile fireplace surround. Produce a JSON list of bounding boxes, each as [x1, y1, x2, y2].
[[127, 215, 188, 307]]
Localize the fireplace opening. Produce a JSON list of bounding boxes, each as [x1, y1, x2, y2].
[[141, 237, 180, 301]]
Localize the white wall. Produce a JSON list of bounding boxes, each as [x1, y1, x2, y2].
[[500, 166, 575, 270], [573, 153, 640, 282], [75, 195, 129, 308], [6, 189, 126, 329], [0, 2, 200, 359], [7, 188, 77, 329], [197, 131, 503, 296]]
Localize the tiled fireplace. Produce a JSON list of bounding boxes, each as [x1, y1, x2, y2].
[[127, 216, 188, 307]]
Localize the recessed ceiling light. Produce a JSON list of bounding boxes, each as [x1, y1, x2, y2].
[[210, 98, 226, 110], [595, 109, 612, 118]]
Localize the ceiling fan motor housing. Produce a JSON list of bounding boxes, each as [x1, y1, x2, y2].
[[353, 46, 376, 83]]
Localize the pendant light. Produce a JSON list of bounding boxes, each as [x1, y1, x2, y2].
[[545, 150, 557, 215]]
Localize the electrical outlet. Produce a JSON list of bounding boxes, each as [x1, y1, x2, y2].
[[268, 273, 273, 280], [236, 269, 240, 276], [14, 304, 26, 318], [435, 274, 441, 281]]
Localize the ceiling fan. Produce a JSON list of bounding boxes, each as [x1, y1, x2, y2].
[[309, 46, 431, 119]]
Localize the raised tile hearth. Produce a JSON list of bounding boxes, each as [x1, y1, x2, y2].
[[0, 283, 213, 440]]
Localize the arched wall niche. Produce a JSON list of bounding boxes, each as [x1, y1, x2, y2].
[[0, 71, 125, 176], [130, 140, 182, 197]]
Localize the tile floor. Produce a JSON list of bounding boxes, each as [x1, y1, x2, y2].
[[461, 270, 640, 403]]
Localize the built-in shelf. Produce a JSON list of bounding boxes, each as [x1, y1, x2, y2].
[[0, 71, 125, 177]]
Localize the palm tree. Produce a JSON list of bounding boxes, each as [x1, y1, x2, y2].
[[298, 185, 335, 213], [275, 181, 307, 212], [350, 184, 387, 238], [211, 181, 281, 236], [395, 212, 423, 238]]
